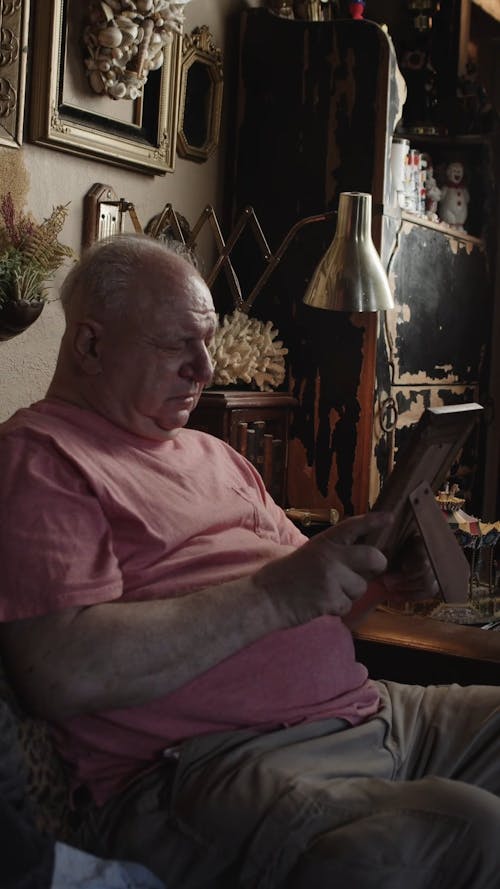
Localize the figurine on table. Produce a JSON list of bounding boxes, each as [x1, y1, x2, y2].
[[348, 0, 365, 20], [438, 160, 470, 232], [423, 156, 441, 221]]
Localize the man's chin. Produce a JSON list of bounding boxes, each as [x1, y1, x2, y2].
[[156, 409, 191, 437]]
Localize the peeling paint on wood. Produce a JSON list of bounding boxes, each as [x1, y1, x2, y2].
[[390, 223, 489, 384], [232, 9, 399, 514]]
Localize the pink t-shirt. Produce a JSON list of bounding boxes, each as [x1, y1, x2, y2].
[[0, 400, 380, 803]]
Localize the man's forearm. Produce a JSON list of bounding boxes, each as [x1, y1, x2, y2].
[[1, 512, 395, 722], [0, 575, 284, 721]]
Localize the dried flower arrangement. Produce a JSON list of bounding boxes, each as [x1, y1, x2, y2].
[[0, 193, 73, 308], [209, 310, 288, 392]]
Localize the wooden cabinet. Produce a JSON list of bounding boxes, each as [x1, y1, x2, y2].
[[188, 390, 297, 505], [373, 213, 492, 512], [228, 8, 496, 519]]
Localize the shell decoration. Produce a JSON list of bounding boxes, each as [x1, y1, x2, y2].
[[83, 0, 191, 100], [209, 310, 288, 392]]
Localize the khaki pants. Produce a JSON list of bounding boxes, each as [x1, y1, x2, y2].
[[77, 681, 500, 889]]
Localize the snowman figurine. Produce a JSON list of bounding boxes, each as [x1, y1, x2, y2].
[[438, 161, 470, 232]]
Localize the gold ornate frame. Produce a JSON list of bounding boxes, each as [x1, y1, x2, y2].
[[177, 25, 223, 163], [29, 0, 182, 175], [0, 0, 30, 148]]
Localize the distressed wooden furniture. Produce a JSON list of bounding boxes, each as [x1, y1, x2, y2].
[[229, 10, 402, 516], [188, 389, 297, 505], [229, 9, 495, 519], [353, 609, 500, 686]]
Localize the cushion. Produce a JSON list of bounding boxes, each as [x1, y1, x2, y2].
[[0, 654, 75, 841]]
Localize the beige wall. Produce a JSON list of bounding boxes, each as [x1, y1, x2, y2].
[[0, 0, 241, 420]]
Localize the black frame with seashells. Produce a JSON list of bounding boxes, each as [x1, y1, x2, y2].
[[28, 0, 182, 175]]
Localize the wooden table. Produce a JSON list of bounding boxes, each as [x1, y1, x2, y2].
[[353, 609, 500, 686]]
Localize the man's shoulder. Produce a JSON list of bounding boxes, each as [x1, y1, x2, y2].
[[0, 400, 82, 448], [0, 401, 53, 444], [0, 401, 121, 482]]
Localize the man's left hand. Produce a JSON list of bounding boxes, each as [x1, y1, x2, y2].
[[382, 534, 440, 602]]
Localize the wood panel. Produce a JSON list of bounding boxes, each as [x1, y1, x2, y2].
[[229, 10, 401, 515]]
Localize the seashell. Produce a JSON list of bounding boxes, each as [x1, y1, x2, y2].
[[119, 32, 134, 50], [148, 49, 164, 70], [89, 69, 106, 93], [116, 16, 139, 37], [97, 24, 123, 47], [83, 0, 191, 101], [149, 31, 163, 48], [104, 0, 124, 11], [134, 17, 154, 78], [108, 81, 127, 99]]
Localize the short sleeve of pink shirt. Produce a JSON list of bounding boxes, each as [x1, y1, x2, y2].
[[0, 430, 123, 619]]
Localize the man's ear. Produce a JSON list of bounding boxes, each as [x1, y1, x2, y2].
[[73, 319, 104, 374]]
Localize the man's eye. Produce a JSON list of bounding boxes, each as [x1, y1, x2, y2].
[[158, 343, 181, 352]]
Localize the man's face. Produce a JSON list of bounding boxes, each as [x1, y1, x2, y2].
[[96, 258, 217, 441]]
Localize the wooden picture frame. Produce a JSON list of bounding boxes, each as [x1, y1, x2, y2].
[[29, 0, 182, 175], [367, 403, 484, 603], [0, 0, 30, 148]]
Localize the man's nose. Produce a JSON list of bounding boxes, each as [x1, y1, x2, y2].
[[198, 345, 214, 383], [182, 345, 213, 383]]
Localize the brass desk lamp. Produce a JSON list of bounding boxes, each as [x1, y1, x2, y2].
[[303, 191, 394, 313]]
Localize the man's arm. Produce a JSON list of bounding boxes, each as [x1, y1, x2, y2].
[[0, 512, 391, 722]]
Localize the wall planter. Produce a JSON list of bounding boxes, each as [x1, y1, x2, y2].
[[0, 298, 44, 341]]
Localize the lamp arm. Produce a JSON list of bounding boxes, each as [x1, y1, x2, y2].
[[190, 207, 244, 307], [244, 209, 336, 312]]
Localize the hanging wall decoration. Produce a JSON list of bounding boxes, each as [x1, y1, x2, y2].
[[177, 25, 223, 162], [82, 0, 191, 101], [29, 0, 187, 175], [0, 0, 30, 148], [0, 193, 74, 341]]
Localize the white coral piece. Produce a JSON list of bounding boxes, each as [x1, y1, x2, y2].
[[209, 310, 288, 392]]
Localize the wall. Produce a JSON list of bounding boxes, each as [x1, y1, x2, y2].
[[0, 0, 240, 421]]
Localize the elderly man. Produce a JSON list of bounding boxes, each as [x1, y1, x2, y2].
[[0, 234, 500, 889]]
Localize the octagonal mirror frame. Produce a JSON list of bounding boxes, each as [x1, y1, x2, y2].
[[177, 25, 223, 163]]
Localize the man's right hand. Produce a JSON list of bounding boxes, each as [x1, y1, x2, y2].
[[254, 512, 393, 626]]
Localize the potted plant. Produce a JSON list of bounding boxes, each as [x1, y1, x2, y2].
[[0, 193, 73, 341]]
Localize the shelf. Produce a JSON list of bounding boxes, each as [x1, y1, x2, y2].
[[400, 211, 484, 247], [397, 132, 491, 146]]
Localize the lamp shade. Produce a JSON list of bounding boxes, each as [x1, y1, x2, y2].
[[303, 191, 394, 312]]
